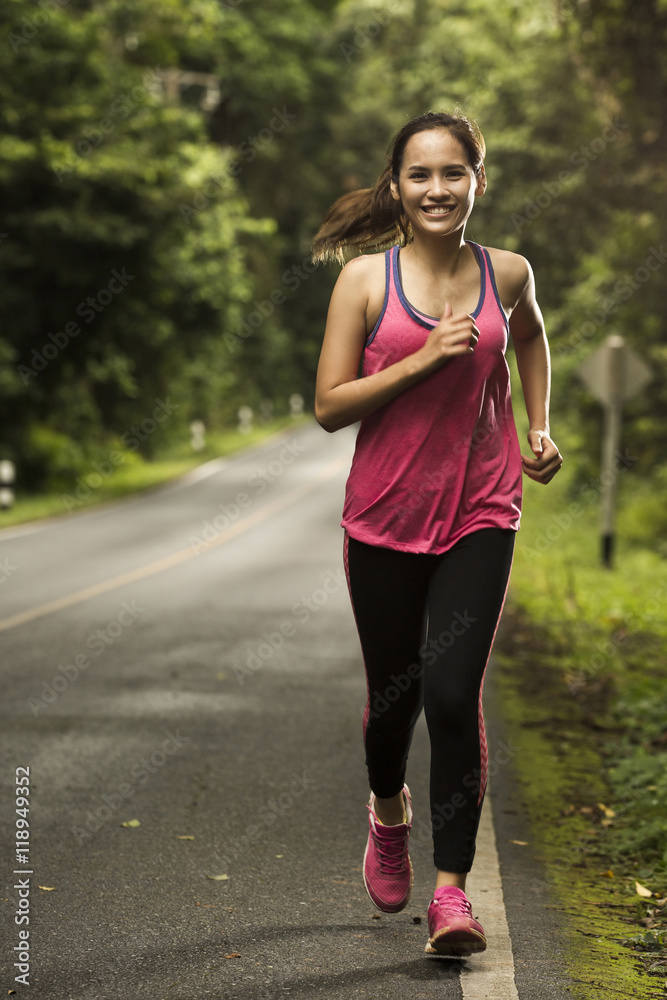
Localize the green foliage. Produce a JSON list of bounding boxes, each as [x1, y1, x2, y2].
[[1, 0, 665, 506], [22, 425, 88, 491], [605, 686, 667, 864], [0, 0, 283, 488], [607, 745, 667, 863], [621, 930, 666, 952]]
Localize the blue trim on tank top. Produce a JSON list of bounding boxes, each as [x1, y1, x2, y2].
[[365, 249, 391, 346], [480, 246, 510, 333], [393, 241, 486, 329]]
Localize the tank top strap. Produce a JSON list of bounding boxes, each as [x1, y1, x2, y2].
[[467, 241, 509, 332], [366, 246, 396, 346]]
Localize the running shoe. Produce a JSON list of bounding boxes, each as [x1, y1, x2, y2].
[[363, 784, 413, 913], [425, 885, 487, 956]]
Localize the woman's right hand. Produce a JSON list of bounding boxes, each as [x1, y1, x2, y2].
[[417, 302, 480, 374]]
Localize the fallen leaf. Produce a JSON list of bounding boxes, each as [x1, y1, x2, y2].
[[635, 882, 652, 898], [223, 952, 241, 959], [275, 854, 283, 858], [600, 869, 615, 878], [121, 819, 141, 828], [177, 835, 195, 840], [597, 803, 616, 819], [37, 885, 56, 891], [371, 914, 381, 919], [206, 874, 229, 881], [508, 839, 530, 846]]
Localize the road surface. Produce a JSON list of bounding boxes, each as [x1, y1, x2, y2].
[[0, 419, 573, 999]]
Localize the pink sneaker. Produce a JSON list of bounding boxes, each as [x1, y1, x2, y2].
[[425, 885, 487, 956], [363, 784, 414, 913]]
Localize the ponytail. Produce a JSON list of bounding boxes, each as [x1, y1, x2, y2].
[[311, 166, 409, 265]]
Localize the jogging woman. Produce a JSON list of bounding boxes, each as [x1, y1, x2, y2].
[[312, 111, 562, 957]]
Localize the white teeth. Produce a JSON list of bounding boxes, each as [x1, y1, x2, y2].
[[423, 207, 453, 215]]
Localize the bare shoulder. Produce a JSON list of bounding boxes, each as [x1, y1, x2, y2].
[[338, 251, 386, 285], [485, 247, 533, 313], [334, 251, 387, 332]]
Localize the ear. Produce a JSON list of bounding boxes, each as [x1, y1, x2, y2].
[[389, 176, 401, 202], [475, 165, 487, 197]]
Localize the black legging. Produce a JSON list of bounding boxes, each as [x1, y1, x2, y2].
[[343, 527, 515, 873]]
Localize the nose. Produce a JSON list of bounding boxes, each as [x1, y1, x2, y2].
[[427, 175, 449, 199]]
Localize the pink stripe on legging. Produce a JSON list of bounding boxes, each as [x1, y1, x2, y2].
[[476, 545, 515, 807]]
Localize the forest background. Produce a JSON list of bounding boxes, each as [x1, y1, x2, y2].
[[1, 0, 664, 502]]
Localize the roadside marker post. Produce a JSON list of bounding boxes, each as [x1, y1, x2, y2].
[[0, 459, 15, 509]]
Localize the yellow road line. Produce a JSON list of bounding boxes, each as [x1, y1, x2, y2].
[[0, 455, 348, 635]]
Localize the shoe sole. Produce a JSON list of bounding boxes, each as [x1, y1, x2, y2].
[[425, 929, 487, 957], [362, 847, 414, 914]]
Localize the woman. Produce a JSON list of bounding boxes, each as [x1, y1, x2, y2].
[[312, 111, 562, 957]]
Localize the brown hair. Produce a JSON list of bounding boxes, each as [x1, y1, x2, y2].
[[311, 111, 486, 265]]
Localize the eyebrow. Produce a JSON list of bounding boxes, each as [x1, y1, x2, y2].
[[405, 163, 467, 171]]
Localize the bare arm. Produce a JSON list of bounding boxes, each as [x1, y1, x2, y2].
[[509, 258, 563, 484], [315, 257, 479, 433]]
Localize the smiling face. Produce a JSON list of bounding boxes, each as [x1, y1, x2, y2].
[[390, 128, 487, 239]]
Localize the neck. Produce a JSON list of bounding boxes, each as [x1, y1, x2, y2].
[[402, 231, 470, 275]]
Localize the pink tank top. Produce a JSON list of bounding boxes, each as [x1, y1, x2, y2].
[[341, 241, 523, 553]]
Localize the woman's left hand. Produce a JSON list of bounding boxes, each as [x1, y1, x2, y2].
[[521, 430, 563, 484]]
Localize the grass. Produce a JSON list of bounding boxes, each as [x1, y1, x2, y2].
[[495, 415, 667, 997], [0, 416, 306, 530]]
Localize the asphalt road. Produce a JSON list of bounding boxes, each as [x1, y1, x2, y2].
[[1, 418, 574, 999]]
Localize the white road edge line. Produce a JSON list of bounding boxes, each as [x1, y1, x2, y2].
[[462, 787, 520, 999]]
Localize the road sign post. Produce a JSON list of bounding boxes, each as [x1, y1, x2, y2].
[[578, 334, 652, 568]]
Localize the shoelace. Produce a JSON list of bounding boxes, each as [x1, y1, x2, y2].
[[370, 815, 408, 876], [433, 892, 473, 916]]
